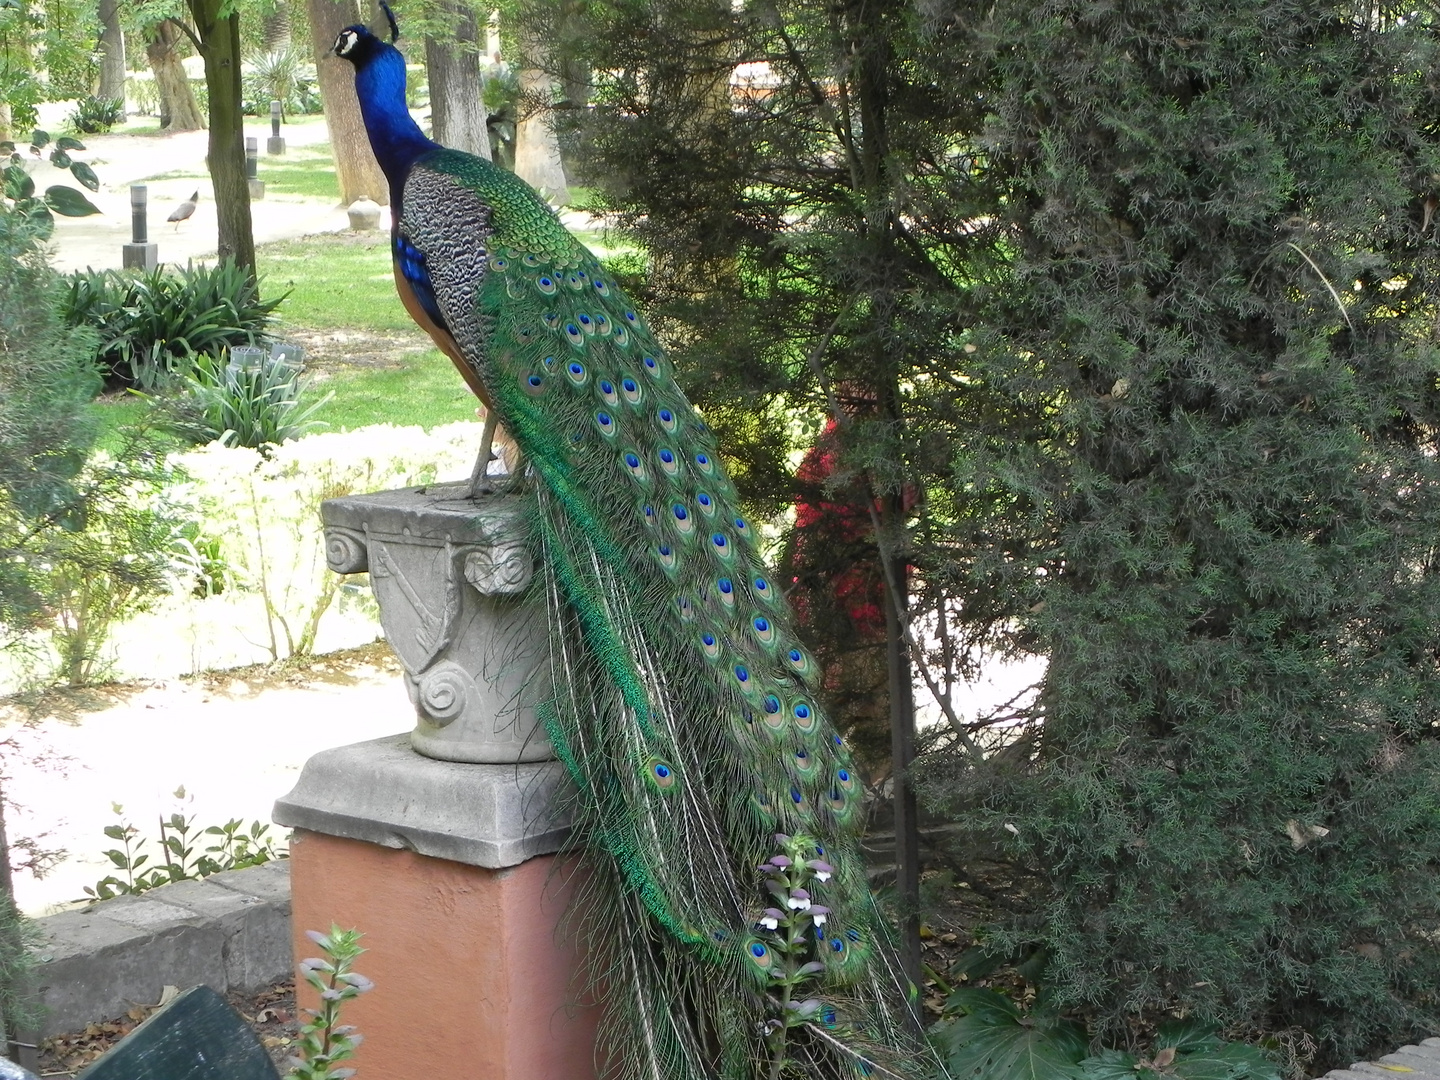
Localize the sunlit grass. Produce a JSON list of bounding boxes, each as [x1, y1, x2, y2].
[[310, 348, 480, 433], [258, 233, 410, 333]]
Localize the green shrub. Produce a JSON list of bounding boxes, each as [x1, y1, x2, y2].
[[165, 349, 330, 450], [0, 199, 100, 641], [67, 95, 125, 134], [82, 790, 285, 902], [916, 1, 1440, 1069], [61, 259, 284, 389]]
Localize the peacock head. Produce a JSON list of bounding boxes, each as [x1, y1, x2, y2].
[[332, 25, 387, 67], [332, 0, 401, 67]]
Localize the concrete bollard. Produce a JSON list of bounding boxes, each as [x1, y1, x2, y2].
[[246, 136, 264, 200], [267, 100, 286, 155], [347, 195, 382, 231], [122, 184, 158, 270]]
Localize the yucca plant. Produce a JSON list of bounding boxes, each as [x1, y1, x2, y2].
[[165, 349, 330, 450], [67, 96, 125, 134]]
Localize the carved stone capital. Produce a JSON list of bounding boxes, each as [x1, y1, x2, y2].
[[320, 484, 553, 764]]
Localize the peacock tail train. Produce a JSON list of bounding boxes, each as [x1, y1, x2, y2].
[[336, 22, 943, 1078]]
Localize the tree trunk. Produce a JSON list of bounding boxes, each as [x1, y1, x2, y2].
[[513, 30, 568, 204], [147, 22, 205, 130], [98, 0, 127, 112], [424, 0, 489, 158], [881, 493, 922, 1016], [184, 4, 255, 273], [0, 103, 11, 144], [262, 2, 292, 50], [307, 0, 389, 205], [555, 0, 590, 114]]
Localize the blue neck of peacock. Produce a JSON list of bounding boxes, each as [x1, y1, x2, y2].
[[353, 48, 438, 207]]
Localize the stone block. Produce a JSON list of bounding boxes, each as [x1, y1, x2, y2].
[[121, 242, 157, 271], [29, 864, 295, 1036], [34, 908, 225, 1036], [273, 733, 571, 868], [204, 860, 292, 906], [149, 874, 292, 993]]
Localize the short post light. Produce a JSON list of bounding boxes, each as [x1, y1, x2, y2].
[[267, 100, 286, 155], [122, 184, 158, 270], [246, 136, 265, 200]]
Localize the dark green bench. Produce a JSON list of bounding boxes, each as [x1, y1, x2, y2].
[[73, 985, 282, 1080]]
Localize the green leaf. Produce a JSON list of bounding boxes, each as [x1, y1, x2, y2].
[[1155, 1019, 1222, 1056], [45, 185, 101, 216], [1080, 1041, 1281, 1080], [1081, 1048, 1152, 1080], [1172, 1043, 1281, 1080], [945, 987, 1023, 1024], [29, 129, 49, 149], [4, 164, 35, 200], [949, 946, 1012, 985], [49, 147, 71, 169], [69, 161, 99, 191], [939, 1013, 1089, 1080], [55, 136, 86, 150]]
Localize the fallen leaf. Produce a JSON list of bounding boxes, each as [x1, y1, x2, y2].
[[1285, 819, 1330, 849]]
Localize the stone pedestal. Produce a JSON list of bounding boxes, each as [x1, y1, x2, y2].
[[248, 179, 265, 200], [266, 135, 286, 155], [276, 486, 594, 1080], [121, 241, 157, 270], [275, 737, 596, 1080]]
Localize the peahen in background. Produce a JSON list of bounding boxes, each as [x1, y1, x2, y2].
[[335, 13, 944, 1079]]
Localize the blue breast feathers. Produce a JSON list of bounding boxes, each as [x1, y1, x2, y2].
[[393, 233, 449, 333]]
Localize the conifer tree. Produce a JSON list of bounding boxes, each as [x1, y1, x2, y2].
[[929, 1, 1440, 1063]]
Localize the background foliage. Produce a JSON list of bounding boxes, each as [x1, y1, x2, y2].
[[540, 0, 1440, 1067]]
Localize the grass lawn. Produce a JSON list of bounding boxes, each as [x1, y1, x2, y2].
[[81, 176, 634, 449], [311, 348, 481, 432], [257, 147, 344, 202], [258, 234, 411, 333]]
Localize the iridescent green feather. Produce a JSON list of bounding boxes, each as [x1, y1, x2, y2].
[[402, 148, 937, 1080]]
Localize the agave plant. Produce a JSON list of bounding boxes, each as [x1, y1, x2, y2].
[[61, 259, 286, 389]]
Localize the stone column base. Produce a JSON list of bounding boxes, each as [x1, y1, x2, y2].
[[276, 735, 594, 1079]]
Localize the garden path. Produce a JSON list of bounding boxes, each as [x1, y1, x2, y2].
[[0, 645, 408, 916]]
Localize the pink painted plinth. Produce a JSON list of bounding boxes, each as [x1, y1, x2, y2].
[[288, 830, 599, 1080]]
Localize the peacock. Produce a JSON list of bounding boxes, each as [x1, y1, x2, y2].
[[334, 13, 943, 1080]]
